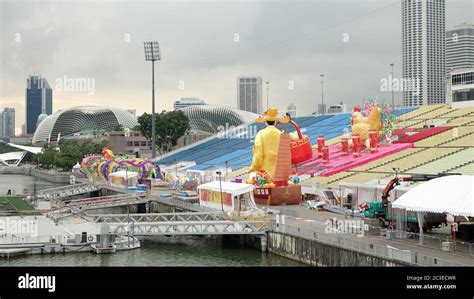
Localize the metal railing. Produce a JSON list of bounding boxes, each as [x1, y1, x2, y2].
[[90, 212, 223, 223], [269, 223, 465, 267], [109, 220, 267, 236], [378, 228, 474, 258], [268, 207, 474, 258], [38, 183, 101, 201]]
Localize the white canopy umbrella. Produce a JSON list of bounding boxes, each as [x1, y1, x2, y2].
[[392, 175, 474, 217]]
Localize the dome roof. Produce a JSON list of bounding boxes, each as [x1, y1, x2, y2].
[[181, 105, 258, 133], [32, 106, 138, 144], [36, 113, 49, 125]]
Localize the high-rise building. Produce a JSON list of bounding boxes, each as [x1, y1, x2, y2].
[[446, 23, 474, 74], [286, 103, 297, 117], [446, 68, 474, 105], [237, 76, 262, 114], [0, 108, 15, 139], [173, 98, 206, 110], [327, 103, 347, 114], [26, 75, 52, 134], [402, 0, 446, 106]]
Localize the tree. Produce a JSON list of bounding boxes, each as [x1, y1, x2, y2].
[[54, 139, 83, 170], [38, 144, 56, 169], [34, 139, 110, 170], [93, 139, 109, 154], [112, 124, 124, 132], [137, 113, 152, 141], [137, 110, 190, 154]]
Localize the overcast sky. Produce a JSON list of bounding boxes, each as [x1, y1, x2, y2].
[[1, 0, 472, 134]]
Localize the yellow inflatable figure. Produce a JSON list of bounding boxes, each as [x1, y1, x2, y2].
[[351, 106, 382, 148], [249, 108, 289, 179]]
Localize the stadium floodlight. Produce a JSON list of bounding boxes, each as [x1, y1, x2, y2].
[[144, 41, 161, 61], [144, 41, 161, 158]]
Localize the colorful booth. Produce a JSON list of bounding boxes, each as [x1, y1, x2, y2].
[[198, 181, 258, 213], [108, 171, 138, 188]]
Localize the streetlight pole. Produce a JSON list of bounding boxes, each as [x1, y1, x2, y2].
[[144, 41, 161, 159], [390, 63, 395, 110], [320, 74, 324, 115], [266, 81, 269, 110]]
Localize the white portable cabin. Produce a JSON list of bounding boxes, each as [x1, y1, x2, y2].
[[197, 181, 258, 212]]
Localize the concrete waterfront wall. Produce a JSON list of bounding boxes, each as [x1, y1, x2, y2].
[[30, 169, 71, 184], [0, 167, 28, 175], [0, 167, 71, 184], [149, 201, 179, 213], [267, 232, 406, 267]]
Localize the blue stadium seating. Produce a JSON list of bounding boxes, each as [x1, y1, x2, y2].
[[158, 108, 418, 171]]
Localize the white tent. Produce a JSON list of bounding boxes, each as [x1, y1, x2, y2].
[[198, 181, 254, 195], [197, 181, 257, 212], [392, 175, 474, 217]]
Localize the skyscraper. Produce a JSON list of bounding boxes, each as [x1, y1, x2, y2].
[[237, 76, 262, 114], [446, 23, 474, 74], [402, 0, 446, 106], [26, 75, 52, 134], [0, 108, 15, 139]]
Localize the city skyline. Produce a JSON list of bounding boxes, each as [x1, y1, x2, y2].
[[1, 0, 472, 134]]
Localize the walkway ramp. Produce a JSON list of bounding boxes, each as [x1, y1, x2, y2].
[[89, 212, 266, 236]]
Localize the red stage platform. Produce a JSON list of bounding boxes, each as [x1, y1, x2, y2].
[[296, 126, 452, 178]]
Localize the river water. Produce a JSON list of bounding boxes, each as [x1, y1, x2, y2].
[[0, 174, 303, 266]]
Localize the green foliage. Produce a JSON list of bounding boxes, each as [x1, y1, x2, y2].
[[137, 110, 190, 154], [54, 140, 83, 170], [112, 124, 124, 132], [137, 113, 152, 140], [38, 144, 56, 169], [37, 139, 109, 170], [0, 143, 17, 154]]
